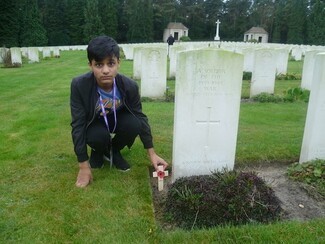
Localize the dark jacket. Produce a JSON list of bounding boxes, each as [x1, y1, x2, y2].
[[70, 72, 153, 162], [167, 36, 175, 45]]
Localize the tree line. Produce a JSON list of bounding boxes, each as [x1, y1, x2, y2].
[[0, 0, 324, 48]]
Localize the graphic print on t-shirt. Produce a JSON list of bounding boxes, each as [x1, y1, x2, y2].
[[95, 87, 122, 117]]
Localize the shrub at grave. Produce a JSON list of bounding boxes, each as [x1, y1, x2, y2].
[[165, 170, 283, 229], [119, 47, 126, 60], [165, 87, 175, 102], [179, 36, 191, 42], [276, 73, 301, 80], [243, 71, 252, 80], [252, 93, 283, 103], [283, 87, 310, 102], [140, 97, 155, 102], [247, 39, 258, 43], [287, 159, 325, 199]]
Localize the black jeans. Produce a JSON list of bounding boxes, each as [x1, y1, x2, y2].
[[86, 110, 141, 154]]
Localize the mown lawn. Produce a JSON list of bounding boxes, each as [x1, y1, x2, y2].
[[0, 50, 324, 243]]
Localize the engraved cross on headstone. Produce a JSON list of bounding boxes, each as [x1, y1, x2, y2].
[[196, 106, 220, 147]]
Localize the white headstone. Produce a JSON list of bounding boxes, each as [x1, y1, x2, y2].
[[133, 47, 142, 79], [241, 48, 255, 72], [0, 47, 9, 63], [291, 46, 303, 61], [119, 44, 134, 60], [28, 47, 39, 63], [250, 48, 277, 97], [275, 47, 290, 75], [42, 47, 51, 58], [301, 50, 323, 90], [299, 52, 325, 163], [53, 47, 60, 58], [172, 49, 244, 181], [21, 47, 28, 58], [10, 47, 22, 65], [168, 45, 186, 79], [140, 47, 167, 98], [60, 46, 69, 51]]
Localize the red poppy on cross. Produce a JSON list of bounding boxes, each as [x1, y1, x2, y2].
[[153, 165, 169, 191]]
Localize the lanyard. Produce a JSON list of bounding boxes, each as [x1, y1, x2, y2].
[[98, 79, 117, 135]]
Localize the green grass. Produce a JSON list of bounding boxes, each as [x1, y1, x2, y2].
[[0, 52, 324, 243], [236, 102, 307, 166]]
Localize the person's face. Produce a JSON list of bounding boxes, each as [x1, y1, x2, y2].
[[89, 56, 120, 91]]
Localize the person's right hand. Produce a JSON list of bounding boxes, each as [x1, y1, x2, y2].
[[75, 161, 93, 188]]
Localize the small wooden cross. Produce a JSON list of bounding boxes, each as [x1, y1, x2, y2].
[[153, 165, 169, 191]]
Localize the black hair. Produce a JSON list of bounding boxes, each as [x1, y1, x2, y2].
[[87, 36, 120, 62]]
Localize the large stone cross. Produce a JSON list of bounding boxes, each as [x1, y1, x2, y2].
[[214, 19, 221, 41], [153, 165, 169, 191]]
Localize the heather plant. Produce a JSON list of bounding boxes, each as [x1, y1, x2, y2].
[[165, 169, 283, 229]]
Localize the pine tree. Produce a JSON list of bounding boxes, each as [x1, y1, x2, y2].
[[184, 1, 206, 40], [116, 0, 128, 42], [152, 0, 178, 41], [20, 0, 48, 46], [272, 0, 288, 43], [204, 0, 224, 39], [66, 0, 86, 45], [249, 0, 276, 41], [126, 0, 153, 42], [286, 0, 308, 44], [223, 0, 253, 41], [0, 0, 20, 47], [84, 0, 105, 42], [43, 0, 70, 46], [99, 0, 118, 39], [307, 0, 325, 45]]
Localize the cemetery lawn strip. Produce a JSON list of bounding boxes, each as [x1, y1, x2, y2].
[[235, 102, 307, 166], [0, 51, 324, 243]]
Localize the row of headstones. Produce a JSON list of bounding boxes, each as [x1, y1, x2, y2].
[[118, 42, 325, 180], [120, 41, 323, 62], [171, 49, 325, 181], [120, 42, 324, 75], [3, 42, 323, 95], [1, 40, 321, 65], [0, 46, 63, 65], [128, 42, 325, 99]]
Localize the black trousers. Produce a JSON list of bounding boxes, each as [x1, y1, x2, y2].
[[86, 110, 141, 154]]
